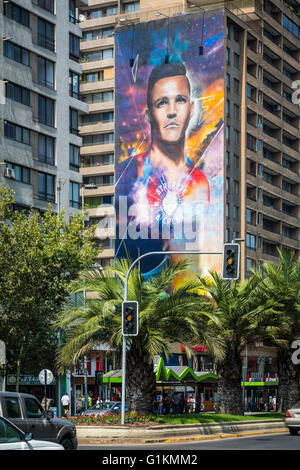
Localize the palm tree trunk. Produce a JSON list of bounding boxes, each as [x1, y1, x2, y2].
[[277, 347, 300, 412], [126, 347, 156, 415], [215, 350, 243, 415]]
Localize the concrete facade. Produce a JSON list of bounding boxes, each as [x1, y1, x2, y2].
[[0, 0, 88, 215]]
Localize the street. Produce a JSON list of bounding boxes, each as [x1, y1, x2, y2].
[[78, 432, 300, 450]]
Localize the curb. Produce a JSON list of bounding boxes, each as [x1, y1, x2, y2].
[[78, 429, 288, 446]]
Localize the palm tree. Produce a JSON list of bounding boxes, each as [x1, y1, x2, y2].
[[55, 258, 221, 414], [195, 271, 278, 415], [257, 249, 300, 411]]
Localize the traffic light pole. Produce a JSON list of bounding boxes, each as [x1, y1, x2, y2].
[[121, 249, 222, 425]]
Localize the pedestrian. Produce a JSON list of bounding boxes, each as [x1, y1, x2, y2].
[[189, 395, 195, 413], [179, 394, 184, 414], [88, 395, 92, 408], [61, 393, 70, 416], [80, 395, 85, 412], [173, 393, 180, 414], [163, 393, 171, 415], [259, 396, 264, 412], [272, 396, 276, 411], [157, 392, 163, 415], [184, 395, 189, 414], [195, 394, 201, 413]]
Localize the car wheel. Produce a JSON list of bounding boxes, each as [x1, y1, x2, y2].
[[289, 428, 299, 436], [60, 438, 73, 450]]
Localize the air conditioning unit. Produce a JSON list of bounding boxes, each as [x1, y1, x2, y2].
[[4, 167, 15, 179]]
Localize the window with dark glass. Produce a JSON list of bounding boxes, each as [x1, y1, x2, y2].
[[38, 56, 54, 89], [4, 2, 30, 27], [37, 18, 55, 52], [4, 41, 30, 66], [38, 134, 55, 165], [38, 172, 55, 202], [69, 108, 78, 135], [69, 33, 80, 61], [69, 144, 80, 172], [5, 162, 30, 184], [35, 0, 54, 13], [82, 132, 114, 146], [69, 71, 80, 99], [69, 181, 80, 208], [81, 111, 114, 125], [4, 121, 30, 145], [69, 0, 76, 23], [124, 1, 140, 12], [38, 95, 55, 127], [6, 82, 30, 106]]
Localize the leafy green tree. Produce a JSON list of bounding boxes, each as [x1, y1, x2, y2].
[[0, 185, 96, 390], [56, 258, 221, 414], [195, 271, 278, 415], [257, 250, 300, 411]]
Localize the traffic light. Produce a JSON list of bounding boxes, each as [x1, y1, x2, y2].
[[122, 301, 138, 336], [222, 243, 240, 280]]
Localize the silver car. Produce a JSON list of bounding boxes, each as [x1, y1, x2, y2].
[[285, 401, 300, 435], [82, 401, 128, 416], [0, 416, 63, 450]]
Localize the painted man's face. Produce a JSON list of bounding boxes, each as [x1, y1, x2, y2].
[[147, 75, 194, 145]]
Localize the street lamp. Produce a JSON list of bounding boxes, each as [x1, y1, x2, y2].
[[156, 12, 170, 64]]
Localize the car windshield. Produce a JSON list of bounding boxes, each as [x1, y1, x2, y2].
[[92, 402, 115, 410]]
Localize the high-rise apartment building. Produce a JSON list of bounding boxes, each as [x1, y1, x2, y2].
[[78, 0, 299, 279], [0, 0, 88, 215]]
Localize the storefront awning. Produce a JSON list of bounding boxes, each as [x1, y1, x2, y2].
[[155, 358, 218, 384]]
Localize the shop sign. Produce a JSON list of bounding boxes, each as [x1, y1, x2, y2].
[[7, 375, 55, 386]]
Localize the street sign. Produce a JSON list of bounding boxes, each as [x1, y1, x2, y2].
[[39, 369, 54, 385]]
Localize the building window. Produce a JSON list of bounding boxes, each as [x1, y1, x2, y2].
[[283, 14, 299, 38], [6, 82, 30, 106], [38, 172, 55, 202], [82, 28, 114, 41], [4, 2, 30, 27], [69, 33, 80, 61], [69, 181, 80, 208], [226, 125, 230, 142], [246, 233, 256, 250], [4, 41, 30, 66], [5, 162, 30, 184], [38, 95, 55, 127], [246, 258, 254, 273], [69, 108, 79, 135], [81, 111, 114, 125], [246, 208, 256, 225], [81, 90, 114, 104], [69, 71, 80, 99], [226, 73, 230, 90], [226, 47, 230, 65], [38, 56, 54, 89], [69, 144, 80, 172], [69, 0, 76, 23], [124, 1, 140, 12], [81, 48, 114, 63], [38, 134, 55, 165], [35, 0, 54, 13], [247, 133, 256, 151], [234, 52, 240, 69], [83, 154, 114, 166], [85, 5, 118, 19], [4, 121, 30, 145], [38, 18, 55, 52], [82, 132, 114, 146]]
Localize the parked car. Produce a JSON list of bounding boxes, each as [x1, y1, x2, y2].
[[285, 401, 300, 435], [82, 401, 128, 416], [0, 392, 77, 450], [0, 416, 64, 450]]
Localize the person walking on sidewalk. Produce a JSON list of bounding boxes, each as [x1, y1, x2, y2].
[[61, 393, 70, 416]]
